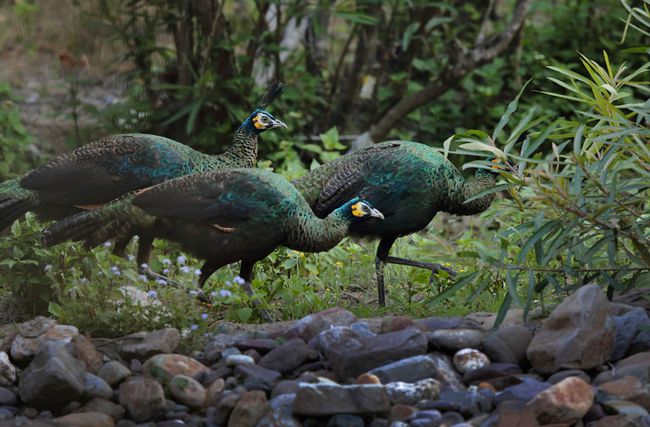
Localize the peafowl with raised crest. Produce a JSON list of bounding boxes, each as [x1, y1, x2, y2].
[[292, 140, 503, 306], [44, 168, 384, 320], [1, 82, 285, 265]]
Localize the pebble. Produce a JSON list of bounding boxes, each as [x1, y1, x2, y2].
[[118, 377, 166, 422], [97, 361, 132, 387], [168, 374, 207, 408], [453, 348, 491, 373], [225, 354, 256, 366], [527, 376, 595, 424]]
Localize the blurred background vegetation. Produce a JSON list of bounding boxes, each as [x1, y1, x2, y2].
[[0, 0, 648, 333]]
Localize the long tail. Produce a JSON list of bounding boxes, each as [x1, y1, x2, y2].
[[43, 194, 151, 248], [0, 178, 38, 231]]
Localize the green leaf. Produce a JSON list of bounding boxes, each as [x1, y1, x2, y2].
[[492, 79, 532, 142], [334, 11, 379, 25]]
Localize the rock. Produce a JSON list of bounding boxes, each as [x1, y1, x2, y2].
[[83, 372, 114, 400], [54, 412, 114, 427], [235, 363, 281, 392], [11, 322, 79, 363], [142, 354, 209, 384], [118, 377, 165, 423], [258, 338, 317, 374], [594, 352, 650, 384], [482, 325, 532, 367], [257, 393, 301, 427], [227, 390, 269, 427], [18, 344, 85, 411], [0, 351, 16, 387], [213, 392, 242, 425], [204, 378, 225, 406], [327, 414, 365, 427], [97, 361, 131, 387], [453, 348, 491, 374], [235, 339, 278, 354], [317, 327, 428, 380], [119, 328, 181, 362], [80, 398, 125, 421], [17, 317, 56, 338], [598, 376, 650, 410], [385, 379, 441, 405], [225, 355, 255, 366], [463, 363, 522, 386], [380, 316, 414, 333], [415, 316, 482, 332], [495, 400, 540, 427], [368, 355, 437, 384], [428, 329, 485, 351], [526, 376, 594, 424], [168, 375, 206, 408], [546, 369, 591, 385], [388, 403, 417, 423], [350, 322, 375, 338], [495, 377, 551, 403], [293, 383, 390, 415], [356, 373, 381, 385], [0, 386, 17, 405], [0, 408, 14, 422], [70, 335, 103, 373], [527, 284, 615, 374], [612, 308, 650, 361], [427, 352, 465, 391], [408, 409, 443, 427], [594, 414, 650, 427], [283, 307, 357, 341], [602, 400, 650, 417], [420, 388, 494, 416]]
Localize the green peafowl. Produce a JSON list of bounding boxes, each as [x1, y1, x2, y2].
[[292, 140, 502, 306], [0, 82, 285, 266], [44, 168, 384, 320]]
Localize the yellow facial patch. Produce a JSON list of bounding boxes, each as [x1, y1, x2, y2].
[[351, 202, 366, 217], [252, 115, 264, 129]]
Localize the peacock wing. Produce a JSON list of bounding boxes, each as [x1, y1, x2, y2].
[[132, 170, 267, 227], [313, 142, 403, 216], [20, 135, 190, 206]]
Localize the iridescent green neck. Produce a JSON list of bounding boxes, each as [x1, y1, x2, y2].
[[286, 208, 350, 252], [445, 170, 497, 216], [218, 126, 258, 168]]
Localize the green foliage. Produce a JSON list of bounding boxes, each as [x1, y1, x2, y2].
[[0, 83, 35, 180]]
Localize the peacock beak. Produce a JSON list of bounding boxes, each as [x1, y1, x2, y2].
[[368, 207, 385, 220], [271, 118, 287, 129]]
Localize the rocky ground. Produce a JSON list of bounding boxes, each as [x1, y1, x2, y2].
[[0, 284, 648, 427]]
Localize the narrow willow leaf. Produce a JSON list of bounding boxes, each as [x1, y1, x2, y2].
[[429, 272, 480, 306], [516, 221, 561, 264], [494, 293, 513, 329], [493, 79, 532, 142], [464, 183, 518, 204], [458, 142, 506, 159]]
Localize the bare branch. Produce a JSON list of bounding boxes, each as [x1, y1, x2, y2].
[[354, 0, 532, 148]]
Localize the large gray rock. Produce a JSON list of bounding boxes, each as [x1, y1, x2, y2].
[[482, 325, 532, 367], [142, 353, 209, 384], [18, 343, 85, 410], [368, 355, 438, 384], [118, 376, 165, 422], [257, 393, 301, 427], [97, 361, 131, 387], [83, 372, 114, 400], [612, 307, 650, 360], [168, 374, 206, 408], [227, 390, 270, 427], [0, 351, 16, 386], [317, 327, 428, 380], [293, 383, 390, 415], [527, 284, 615, 374], [283, 308, 357, 341], [118, 328, 181, 361], [258, 338, 317, 374], [11, 317, 79, 363]]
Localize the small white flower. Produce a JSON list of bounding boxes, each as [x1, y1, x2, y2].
[[103, 241, 112, 247], [233, 276, 245, 285], [140, 263, 149, 270], [113, 270, 122, 276], [189, 290, 199, 296], [44, 264, 53, 272], [79, 278, 89, 285], [190, 324, 198, 331], [194, 269, 202, 277], [177, 255, 186, 265], [219, 289, 232, 298], [162, 258, 171, 265], [200, 313, 208, 320], [180, 266, 191, 274], [110, 265, 119, 272], [210, 291, 217, 298], [156, 279, 167, 286], [163, 268, 170, 274], [127, 255, 135, 261], [138, 274, 148, 282], [225, 281, 232, 287], [147, 290, 158, 298]]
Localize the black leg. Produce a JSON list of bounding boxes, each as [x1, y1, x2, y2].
[[136, 235, 154, 267], [384, 256, 457, 286], [239, 261, 272, 323], [376, 236, 397, 306], [112, 237, 130, 259], [198, 260, 220, 289]]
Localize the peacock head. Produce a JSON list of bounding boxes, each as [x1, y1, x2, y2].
[[243, 110, 287, 135], [341, 198, 384, 222]]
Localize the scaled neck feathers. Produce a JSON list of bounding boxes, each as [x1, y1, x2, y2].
[[445, 169, 497, 216], [218, 125, 258, 168]]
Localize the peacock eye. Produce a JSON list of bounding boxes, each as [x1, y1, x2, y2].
[[261, 115, 269, 123]]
